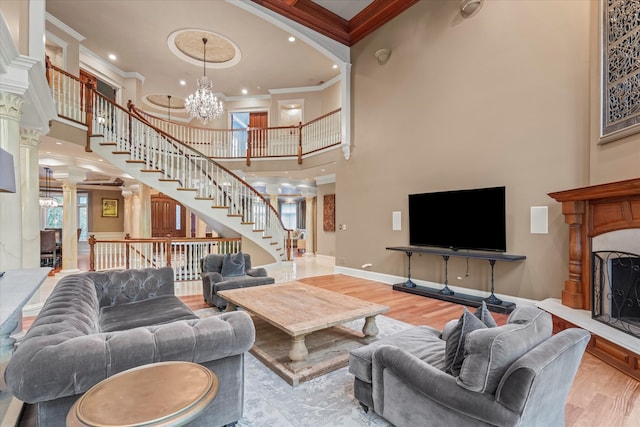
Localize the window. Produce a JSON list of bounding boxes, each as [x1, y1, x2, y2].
[[280, 203, 297, 230], [43, 193, 89, 241]]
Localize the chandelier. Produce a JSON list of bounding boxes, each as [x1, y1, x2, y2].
[[39, 167, 58, 208], [184, 37, 224, 125]]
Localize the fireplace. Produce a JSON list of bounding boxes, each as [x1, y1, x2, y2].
[[592, 250, 640, 337], [549, 178, 640, 380]]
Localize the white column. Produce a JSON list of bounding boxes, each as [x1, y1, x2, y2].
[[305, 195, 315, 255], [196, 217, 207, 238], [121, 189, 133, 237], [54, 167, 86, 273], [0, 92, 24, 272], [20, 128, 41, 268], [131, 185, 141, 238], [265, 184, 280, 212], [139, 184, 151, 238]]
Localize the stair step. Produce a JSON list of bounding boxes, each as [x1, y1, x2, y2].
[[270, 242, 278, 245], [112, 151, 130, 155], [227, 214, 243, 218], [253, 229, 265, 233], [177, 188, 197, 191], [159, 178, 180, 182], [126, 160, 146, 164], [241, 222, 254, 225], [212, 206, 229, 209], [262, 236, 273, 239], [99, 142, 116, 146], [195, 197, 215, 200], [141, 169, 163, 173]]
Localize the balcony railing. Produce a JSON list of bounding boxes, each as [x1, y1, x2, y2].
[[88, 235, 242, 281], [46, 61, 341, 165]]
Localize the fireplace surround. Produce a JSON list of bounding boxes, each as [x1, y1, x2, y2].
[[549, 177, 640, 380]]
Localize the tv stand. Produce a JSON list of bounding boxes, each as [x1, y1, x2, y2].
[[386, 246, 526, 313]]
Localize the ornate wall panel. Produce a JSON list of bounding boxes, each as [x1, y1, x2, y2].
[[601, 0, 640, 141]]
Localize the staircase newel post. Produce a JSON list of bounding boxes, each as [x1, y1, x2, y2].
[[166, 236, 172, 268], [297, 121, 303, 165], [88, 234, 96, 271], [85, 81, 95, 152]]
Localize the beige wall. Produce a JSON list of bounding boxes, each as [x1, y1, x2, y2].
[[316, 182, 336, 256], [338, 0, 593, 301], [89, 190, 124, 233], [46, 20, 81, 74]]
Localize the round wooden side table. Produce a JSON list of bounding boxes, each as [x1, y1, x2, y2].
[[67, 361, 219, 427]]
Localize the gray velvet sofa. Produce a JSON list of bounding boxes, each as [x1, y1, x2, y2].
[[201, 253, 275, 309], [349, 306, 590, 427], [4, 267, 255, 427]]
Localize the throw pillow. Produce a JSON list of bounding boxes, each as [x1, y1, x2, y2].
[[221, 252, 246, 277], [456, 308, 552, 394], [474, 301, 498, 328], [444, 307, 487, 376]]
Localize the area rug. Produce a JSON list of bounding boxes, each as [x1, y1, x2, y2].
[[194, 308, 411, 426]]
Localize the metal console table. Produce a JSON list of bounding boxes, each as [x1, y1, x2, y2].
[[386, 246, 526, 313]]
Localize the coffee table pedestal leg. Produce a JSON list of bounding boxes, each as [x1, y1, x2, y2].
[[289, 334, 309, 361], [362, 316, 379, 337]]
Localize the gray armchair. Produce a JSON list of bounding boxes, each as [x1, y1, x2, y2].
[[201, 252, 275, 309], [350, 306, 590, 427]]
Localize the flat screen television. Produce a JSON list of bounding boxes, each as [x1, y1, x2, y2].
[[408, 186, 506, 252]]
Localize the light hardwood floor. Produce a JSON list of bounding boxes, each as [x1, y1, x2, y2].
[[184, 274, 640, 427]]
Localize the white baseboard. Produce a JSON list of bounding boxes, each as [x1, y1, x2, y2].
[[333, 265, 538, 308]]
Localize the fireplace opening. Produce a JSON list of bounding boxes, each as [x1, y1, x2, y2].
[[593, 251, 640, 338]]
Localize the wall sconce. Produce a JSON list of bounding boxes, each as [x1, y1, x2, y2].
[[460, 0, 483, 18], [0, 148, 16, 193], [374, 48, 392, 65]]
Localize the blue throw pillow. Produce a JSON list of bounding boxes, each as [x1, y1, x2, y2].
[[221, 252, 245, 277]]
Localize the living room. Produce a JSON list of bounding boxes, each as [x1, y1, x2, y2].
[[1, 0, 639, 426]]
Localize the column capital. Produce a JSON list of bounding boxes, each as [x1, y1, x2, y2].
[[0, 92, 24, 122], [20, 128, 41, 149], [53, 166, 86, 185]]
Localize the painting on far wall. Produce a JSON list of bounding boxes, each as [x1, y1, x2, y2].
[[323, 194, 335, 232], [102, 198, 118, 217]]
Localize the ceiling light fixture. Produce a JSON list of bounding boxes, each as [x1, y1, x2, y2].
[[242, 89, 248, 95], [39, 167, 58, 208], [108, 53, 116, 60], [288, 36, 296, 42], [184, 37, 224, 125], [167, 95, 172, 121]]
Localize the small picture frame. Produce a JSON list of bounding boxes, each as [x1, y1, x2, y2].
[[102, 198, 118, 217]]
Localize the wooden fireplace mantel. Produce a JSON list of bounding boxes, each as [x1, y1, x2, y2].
[[548, 177, 640, 310]]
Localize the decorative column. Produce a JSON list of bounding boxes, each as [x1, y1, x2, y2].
[[20, 128, 41, 268], [0, 92, 24, 272], [265, 184, 280, 212], [139, 184, 151, 238], [55, 167, 86, 273], [305, 195, 315, 255], [131, 185, 142, 238], [121, 189, 133, 237]]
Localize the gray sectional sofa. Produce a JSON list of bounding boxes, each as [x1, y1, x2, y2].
[[4, 267, 255, 427]]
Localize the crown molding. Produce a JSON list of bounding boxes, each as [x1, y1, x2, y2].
[[46, 13, 85, 42]]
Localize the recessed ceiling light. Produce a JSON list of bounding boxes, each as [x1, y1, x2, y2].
[[46, 151, 51, 154], [108, 53, 116, 61], [180, 80, 186, 86], [332, 64, 338, 69], [98, 159, 103, 162], [288, 36, 296, 42], [55, 141, 62, 145], [284, 171, 289, 174], [242, 89, 248, 95]]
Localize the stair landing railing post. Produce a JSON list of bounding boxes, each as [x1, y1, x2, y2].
[[88, 234, 96, 271], [297, 121, 303, 165], [85, 81, 95, 152]]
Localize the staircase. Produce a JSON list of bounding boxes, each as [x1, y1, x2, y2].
[[89, 92, 289, 262]]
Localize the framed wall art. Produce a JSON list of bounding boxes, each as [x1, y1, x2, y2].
[[323, 194, 335, 232], [102, 198, 118, 217], [600, 0, 640, 143]]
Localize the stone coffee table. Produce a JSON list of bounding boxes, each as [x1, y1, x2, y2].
[[219, 281, 389, 385]]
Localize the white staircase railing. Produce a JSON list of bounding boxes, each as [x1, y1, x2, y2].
[[88, 92, 290, 261]]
